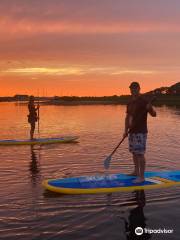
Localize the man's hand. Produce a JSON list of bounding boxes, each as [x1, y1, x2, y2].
[[146, 103, 156, 117], [123, 131, 129, 138]]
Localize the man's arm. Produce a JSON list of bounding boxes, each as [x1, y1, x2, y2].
[[123, 113, 132, 137], [146, 103, 157, 117]]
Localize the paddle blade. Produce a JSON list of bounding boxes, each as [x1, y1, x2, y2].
[[104, 155, 112, 169]]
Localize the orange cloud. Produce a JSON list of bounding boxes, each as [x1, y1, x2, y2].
[[0, 1, 180, 96]]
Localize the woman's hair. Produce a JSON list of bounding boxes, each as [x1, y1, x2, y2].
[[29, 95, 35, 102]]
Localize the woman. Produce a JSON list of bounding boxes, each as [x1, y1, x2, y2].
[[27, 95, 39, 140]]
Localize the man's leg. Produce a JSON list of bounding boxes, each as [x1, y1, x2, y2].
[[132, 133, 147, 182], [133, 154, 145, 183], [128, 134, 139, 176], [129, 154, 139, 176], [133, 154, 139, 175], [138, 154, 145, 180]]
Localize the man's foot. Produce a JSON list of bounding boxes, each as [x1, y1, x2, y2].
[[132, 177, 145, 183], [127, 171, 137, 176]]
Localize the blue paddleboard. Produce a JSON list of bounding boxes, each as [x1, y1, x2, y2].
[[42, 170, 180, 194]]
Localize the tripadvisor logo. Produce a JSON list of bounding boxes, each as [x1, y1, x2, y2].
[[135, 227, 143, 235], [135, 227, 174, 235]]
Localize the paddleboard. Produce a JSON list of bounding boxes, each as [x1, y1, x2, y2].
[[42, 170, 180, 194], [0, 136, 79, 145]]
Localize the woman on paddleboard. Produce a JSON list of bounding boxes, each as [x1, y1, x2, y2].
[[27, 95, 39, 140]]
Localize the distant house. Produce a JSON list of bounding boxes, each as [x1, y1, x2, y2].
[[146, 82, 180, 96], [166, 82, 180, 95], [146, 87, 168, 95], [14, 95, 29, 101]]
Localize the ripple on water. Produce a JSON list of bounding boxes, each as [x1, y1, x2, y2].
[[0, 104, 180, 239]]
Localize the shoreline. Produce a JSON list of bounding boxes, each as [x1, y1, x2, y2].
[[0, 95, 180, 106]]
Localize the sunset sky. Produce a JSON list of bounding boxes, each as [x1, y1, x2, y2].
[[0, 0, 180, 96]]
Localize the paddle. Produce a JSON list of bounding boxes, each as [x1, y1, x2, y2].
[[37, 93, 40, 137], [104, 135, 127, 169], [104, 95, 156, 170]]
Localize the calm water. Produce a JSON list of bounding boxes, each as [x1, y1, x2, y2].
[[0, 102, 180, 240]]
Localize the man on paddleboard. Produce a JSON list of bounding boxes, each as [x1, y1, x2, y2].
[[27, 95, 39, 140], [124, 82, 156, 183]]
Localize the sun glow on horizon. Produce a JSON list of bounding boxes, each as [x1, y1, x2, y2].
[[2, 66, 157, 76]]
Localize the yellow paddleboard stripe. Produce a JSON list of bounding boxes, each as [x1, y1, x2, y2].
[[0, 136, 78, 145], [42, 180, 180, 195]]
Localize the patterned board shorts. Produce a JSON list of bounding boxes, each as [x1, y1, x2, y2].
[[128, 133, 147, 155]]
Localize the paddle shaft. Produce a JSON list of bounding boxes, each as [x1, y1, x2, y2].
[[38, 107, 39, 134], [37, 97, 40, 136], [109, 135, 127, 158]]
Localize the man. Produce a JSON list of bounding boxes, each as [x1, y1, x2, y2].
[[124, 82, 156, 183]]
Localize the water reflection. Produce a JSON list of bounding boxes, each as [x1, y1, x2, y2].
[[124, 190, 151, 240], [106, 190, 151, 239], [0, 103, 180, 240], [29, 145, 41, 185]]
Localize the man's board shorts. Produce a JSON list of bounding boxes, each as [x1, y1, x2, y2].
[[128, 133, 147, 155]]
